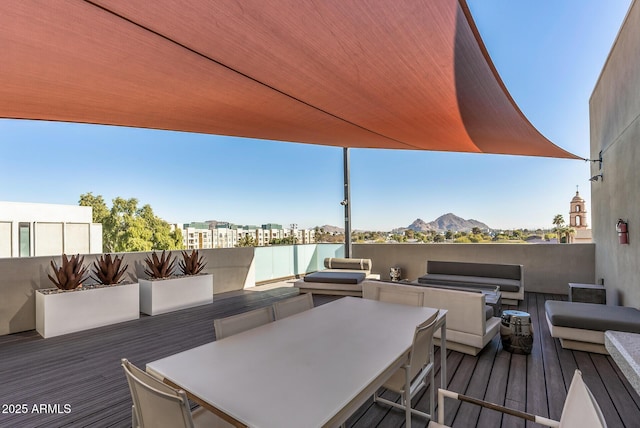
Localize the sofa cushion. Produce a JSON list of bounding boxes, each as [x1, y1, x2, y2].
[[485, 305, 494, 320], [412, 281, 483, 293], [545, 300, 640, 333], [417, 274, 521, 292], [427, 261, 521, 280], [303, 271, 366, 284]]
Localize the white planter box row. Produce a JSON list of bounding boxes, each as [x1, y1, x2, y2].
[[36, 274, 214, 338]]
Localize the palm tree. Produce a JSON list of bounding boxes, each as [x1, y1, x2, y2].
[[552, 214, 565, 242]]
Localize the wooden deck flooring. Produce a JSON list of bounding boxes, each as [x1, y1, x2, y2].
[[0, 289, 638, 427]]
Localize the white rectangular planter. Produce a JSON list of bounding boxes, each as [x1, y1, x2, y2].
[[36, 283, 140, 339], [139, 274, 213, 315]]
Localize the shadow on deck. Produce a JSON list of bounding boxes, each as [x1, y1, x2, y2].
[[0, 290, 638, 427]]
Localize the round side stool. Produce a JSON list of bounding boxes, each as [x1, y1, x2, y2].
[[500, 310, 534, 354]]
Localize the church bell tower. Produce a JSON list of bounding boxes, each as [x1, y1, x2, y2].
[[569, 187, 587, 229]]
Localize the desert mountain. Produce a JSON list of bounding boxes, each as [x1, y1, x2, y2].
[[318, 225, 345, 234], [408, 213, 490, 233]]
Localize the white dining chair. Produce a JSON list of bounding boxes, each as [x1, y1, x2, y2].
[[273, 293, 314, 320], [121, 358, 233, 428], [213, 306, 274, 340], [429, 369, 607, 428], [374, 310, 440, 428]]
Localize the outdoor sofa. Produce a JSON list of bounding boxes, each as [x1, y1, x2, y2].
[[362, 280, 500, 356], [545, 300, 640, 354], [417, 260, 524, 304], [294, 257, 380, 296]]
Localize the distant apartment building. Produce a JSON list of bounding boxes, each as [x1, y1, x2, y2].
[[260, 223, 285, 244], [300, 228, 315, 244], [0, 201, 102, 258], [178, 220, 315, 248], [211, 222, 239, 248], [180, 222, 213, 250]]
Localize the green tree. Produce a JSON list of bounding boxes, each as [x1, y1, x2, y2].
[[79, 192, 109, 223], [314, 227, 332, 243], [79, 193, 183, 252], [471, 226, 482, 235], [139, 204, 182, 250], [237, 235, 256, 247], [444, 230, 453, 240], [433, 234, 445, 243], [390, 233, 406, 242]]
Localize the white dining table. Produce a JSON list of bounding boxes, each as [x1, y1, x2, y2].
[[146, 296, 447, 428]]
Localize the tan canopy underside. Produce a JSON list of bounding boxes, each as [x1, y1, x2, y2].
[[0, 0, 578, 158]]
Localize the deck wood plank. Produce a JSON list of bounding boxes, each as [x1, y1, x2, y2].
[[574, 351, 624, 427], [502, 353, 527, 428], [525, 292, 549, 427], [476, 336, 510, 427], [453, 336, 499, 427], [591, 353, 640, 426], [534, 293, 565, 423], [1, 290, 639, 428]]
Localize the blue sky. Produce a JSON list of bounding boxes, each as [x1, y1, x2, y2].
[[0, 1, 632, 231]]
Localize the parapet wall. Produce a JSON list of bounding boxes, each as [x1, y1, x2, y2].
[[353, 243, 595, 295]]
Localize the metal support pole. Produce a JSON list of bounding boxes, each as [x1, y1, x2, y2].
[[343, 147, 352, 258]]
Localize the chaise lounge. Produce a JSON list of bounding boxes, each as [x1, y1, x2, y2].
[[294, 258, 380, 296], [545, 300, 640, 354]]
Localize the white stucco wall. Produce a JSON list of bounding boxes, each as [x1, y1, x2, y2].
[[0, 201, 102, 257], [590, 0, 640, 306]]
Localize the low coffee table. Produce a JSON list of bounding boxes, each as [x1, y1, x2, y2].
[[484, 289, 502, 317], [409, 281, 502, 316]]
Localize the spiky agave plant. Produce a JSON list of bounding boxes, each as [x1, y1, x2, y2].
[[48, 254, 89, 290], [91, 254, 128, 285], [178, 250, 207, 276], [143, 250, 176, 279]]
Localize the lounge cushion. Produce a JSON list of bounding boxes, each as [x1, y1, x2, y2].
[[303, 271, 365, 284], [545, 300, 640, 333], [417, 274, 521, 292]]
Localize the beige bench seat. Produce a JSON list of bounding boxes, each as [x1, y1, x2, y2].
[[363, 280, 500, 356], [418, 261, 524, 304]]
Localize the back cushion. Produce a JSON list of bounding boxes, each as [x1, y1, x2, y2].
[[427, 261, 521, 280], [324, 257, 372, 271]]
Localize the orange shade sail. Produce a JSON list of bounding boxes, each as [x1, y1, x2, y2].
[[0, 0, 578, 158]]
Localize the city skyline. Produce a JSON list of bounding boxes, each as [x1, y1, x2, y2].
[[0, 1, 631, 231]]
